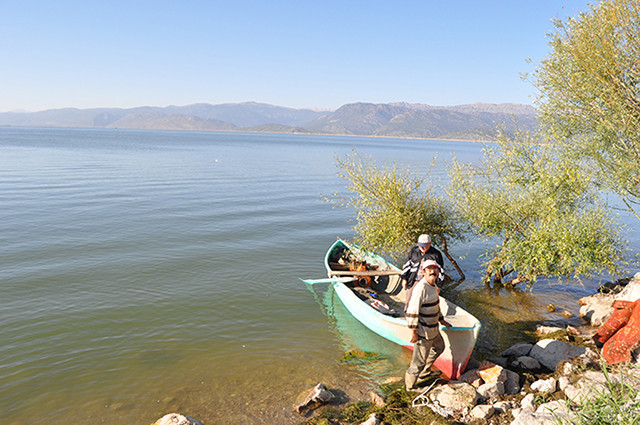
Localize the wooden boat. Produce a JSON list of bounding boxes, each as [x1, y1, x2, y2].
[[305, 238, 481, 380]]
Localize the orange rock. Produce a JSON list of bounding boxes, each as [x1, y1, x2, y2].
[[477, 361, 507, 384]]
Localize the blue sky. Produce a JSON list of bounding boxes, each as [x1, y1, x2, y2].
[[1, 0, 593, 112]]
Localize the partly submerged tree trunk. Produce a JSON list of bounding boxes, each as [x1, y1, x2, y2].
[[435, 233, 465, 281], [504, 274, 529, 287]]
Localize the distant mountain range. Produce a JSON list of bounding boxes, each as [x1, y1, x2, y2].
[[0, 101, 539, 141]]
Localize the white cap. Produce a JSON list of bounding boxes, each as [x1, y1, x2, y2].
[[421, 259, 440, 270], [417, 234, 431, 247]]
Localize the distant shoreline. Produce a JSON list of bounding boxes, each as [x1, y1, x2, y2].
[[0, 124, 495, 144]]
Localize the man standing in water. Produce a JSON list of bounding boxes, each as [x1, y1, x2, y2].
[[400, 234, 444, 311], [405, 259, 451, 391]]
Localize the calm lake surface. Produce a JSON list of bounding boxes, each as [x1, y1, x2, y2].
[[1, 127, 638, 425]]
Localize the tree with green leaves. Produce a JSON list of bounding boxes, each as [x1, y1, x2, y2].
[[449, 131, 628, 286], [331, 151, 467, 280], [533, 0, 640, 222]]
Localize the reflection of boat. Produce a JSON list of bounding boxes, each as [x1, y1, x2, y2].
[[303, 238, 481, 380]]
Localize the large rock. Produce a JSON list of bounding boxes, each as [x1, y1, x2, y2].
[[511, 399, 574, 425], [477, 381, 504, 399], [513, 400, 576, 425], [563, 370, 620, 402], [153, 413, 203, 425], [503, 369, 521, 394], [530, 377, 557, 393], [428, 382, 478, 412], [511, 410, 560, 425], [294, 383, 334, 413], [520, 393, 536, 411], [616, 279, 640, 302], [529, 339, 586, 371], [501, 342, 533, 357], [469, 404, 495, 421], [493, 400, 513, 414], [558, 376, 570, 391], [477, 361, 507, 384], [458, 368, 483, 387], [511, 355, 541, 370], [535, 325, 564, 335], [579, 293, 614, 326]]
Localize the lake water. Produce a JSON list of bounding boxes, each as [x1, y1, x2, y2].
[[1, 127, 637, 425]]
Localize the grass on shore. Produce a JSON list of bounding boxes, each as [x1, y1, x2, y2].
[[298, 380, 451, 425], [561, 365, 640, 425]]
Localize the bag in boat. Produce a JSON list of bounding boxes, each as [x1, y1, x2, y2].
[[602, 299, 640, 364], [366, 299, 395, 315], [593, 300, 635, 346]]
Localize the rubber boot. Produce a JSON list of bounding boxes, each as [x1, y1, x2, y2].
[[418, 368, 441, 380], [405, 371, 418, 391]]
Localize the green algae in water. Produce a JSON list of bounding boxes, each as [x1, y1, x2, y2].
[[340, 349, 386, 364]]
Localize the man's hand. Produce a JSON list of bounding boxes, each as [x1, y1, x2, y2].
[[401, 279, 407, 289], [410, 329, 419, 343]]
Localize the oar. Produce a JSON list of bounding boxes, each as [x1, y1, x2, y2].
[[300, 277, 356, 285], [329, 269, 401, 276]]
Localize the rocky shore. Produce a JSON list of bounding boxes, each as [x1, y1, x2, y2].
[[152, 273, 640, 425]]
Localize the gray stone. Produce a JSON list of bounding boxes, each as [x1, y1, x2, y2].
[[566, 325, 580, 335], [615, 280, 640, 302], [429, 381, 478, 411], [531, 377, 557, 393], [578, 293, 614, 327], [512, 400, 575, 425], [294, 383, 334, 413], [510, 411, 559, 425], [501, 342, 533, 357], [536, 400, 569, 415], [458, 368, 483, 387], [578, 348, 600, 368], [529, 339, 586, 371], [540, 400, 576, 424], [477, 381, 505, 399], [153, 413, 204, 425], [562, 372, 618, 403], [504, 368, 521, 394], [512, 355, 541, 370], [486, 356, 509, 368], [493, 400, 513, 413], [469, 404, 495, 421], [558, 376, 570, 391], [520, 393, 536, 412], [535, 325, 564, 335]]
